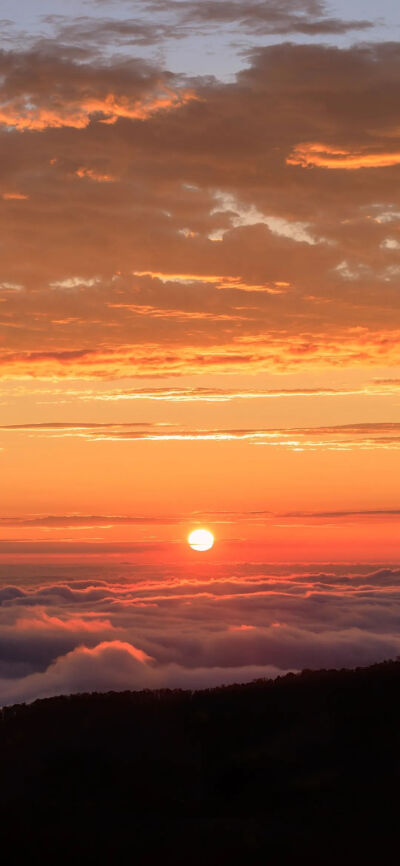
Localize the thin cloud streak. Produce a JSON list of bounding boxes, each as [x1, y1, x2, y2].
[[3, 380, 400, 404], [287, 142, 400, 170], [0, 508, 398, 530], [3, 421, 400, 451], [62, 381, 400, 403]]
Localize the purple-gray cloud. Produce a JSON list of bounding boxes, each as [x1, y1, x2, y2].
[[1, 562, 400, 704]]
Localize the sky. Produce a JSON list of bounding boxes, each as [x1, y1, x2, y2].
[[1, 0, 400, 703]]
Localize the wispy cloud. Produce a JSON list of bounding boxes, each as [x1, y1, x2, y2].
[[288, 142, 400, 170], [0, 508, 398, 530], [3, 421, 400, 451], [59, 381, 400, 403], [133, 270, 287, 293]]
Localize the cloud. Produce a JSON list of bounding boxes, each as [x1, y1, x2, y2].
[[1, 561, 400, 704], [284, 509, 400, 520], [62, 381, 400, 402], [13, 608, 114, 633], [75, 166, 117, 183], [0, 514, 187, 528], [211, 191, 322, 244], [0, 506, 398, 535], [2, 332, 400, 379], [0, 49, 196, 131], [1, 42, 400, 376], [11, 380, 397, 404], [25, 1, 371, 62], [287, 142, 400, 170], [108, 302, 248, 321], [41, 14, 174, 50], [132, 270, 287, 293], [0, 639, 285, 704], [2, 420, 400, 451], [1, 621, 398, 704], [0, 641, 155, 704], [2, 192, 29, 200], [137, 0, 373, 36]]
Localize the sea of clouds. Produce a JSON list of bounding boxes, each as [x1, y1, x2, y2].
[[1, 559, 399, 705]]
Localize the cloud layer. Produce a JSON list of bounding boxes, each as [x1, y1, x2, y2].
[[1, 560, 400, 704], [2, 41, 400, 377]]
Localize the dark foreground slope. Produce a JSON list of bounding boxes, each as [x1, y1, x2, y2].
[[1, 661, 400, 865]]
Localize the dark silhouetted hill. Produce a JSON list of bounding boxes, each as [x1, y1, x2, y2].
[[1, 660, 400, 865]]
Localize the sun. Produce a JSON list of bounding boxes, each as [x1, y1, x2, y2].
[[188, 528, 214, 551]]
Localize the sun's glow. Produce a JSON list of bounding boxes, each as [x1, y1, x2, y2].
[[188, 528, 214, 551]]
